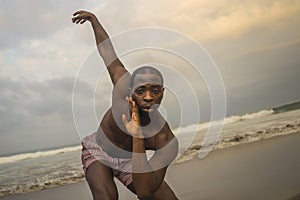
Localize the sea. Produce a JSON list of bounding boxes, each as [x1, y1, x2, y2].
[[1, 102, 300, 197]]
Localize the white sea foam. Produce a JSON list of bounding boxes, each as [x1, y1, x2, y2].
[[0, 145, 82, 165], [174, 109, 300, 164], [173, 109, 274, 134], [0, 108, 299, 196], [0, 109, 277, 166], [240, 109, 275, 120]]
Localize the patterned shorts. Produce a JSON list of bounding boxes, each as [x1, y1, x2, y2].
[[81, 132, 133, 186]]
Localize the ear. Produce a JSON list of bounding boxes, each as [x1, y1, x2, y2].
[[161, 87, 165, 99]]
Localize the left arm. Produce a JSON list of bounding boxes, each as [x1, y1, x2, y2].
[[122, 98, 178, 199], [131, 135, 178, 199]]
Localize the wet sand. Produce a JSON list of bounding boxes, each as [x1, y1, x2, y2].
[[1, 133, 300, 200]]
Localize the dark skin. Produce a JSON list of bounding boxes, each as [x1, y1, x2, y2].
[[72, 10, 178, 200]]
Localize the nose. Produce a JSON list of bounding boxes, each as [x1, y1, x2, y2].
[[143, 91, 153, 102]]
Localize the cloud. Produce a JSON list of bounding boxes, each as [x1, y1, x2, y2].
[[199, 0, 300, 41], [2, 0, 299, 80], [0, 75, 103, 154], [0, 0, 86, 50], [101, 0, 300, 43], [0, 26, 96, 81], [0, 76, 71, 130], [1, 0, 300, 154]]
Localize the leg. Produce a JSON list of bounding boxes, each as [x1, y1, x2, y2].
[[85, 161, 118, 200], [152, 181, 178, 200], [127, 180, 178, 200]]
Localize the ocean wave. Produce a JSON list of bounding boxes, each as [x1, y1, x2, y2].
[[175, 112, 300, 164], [0, 109, 275, 165], [1, 109, 299, 197], [173, 109, 274, 134], [0, 145, 82, 165], [273, 101, 300, 114], [0, 173, 85, 197]]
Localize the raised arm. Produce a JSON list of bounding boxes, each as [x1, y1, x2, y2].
[[72, 10, 129, 88]]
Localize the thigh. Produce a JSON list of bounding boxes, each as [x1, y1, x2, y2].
[[152, 181, 178, 200], [85, 161, 118, 200], [126, 180, 178, 200]]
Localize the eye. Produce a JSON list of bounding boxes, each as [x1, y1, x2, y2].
[[152, 88, 161, 94], [135, 87, 144, 95]]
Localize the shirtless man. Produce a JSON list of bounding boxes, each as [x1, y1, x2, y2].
[[72, 10, 179, 200]]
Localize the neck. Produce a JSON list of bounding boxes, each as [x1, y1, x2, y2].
[[139, 111, 152, 127]]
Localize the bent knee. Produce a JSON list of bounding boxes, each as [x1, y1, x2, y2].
[[92, 187, 118, 200], [137, 191, 154, 200]]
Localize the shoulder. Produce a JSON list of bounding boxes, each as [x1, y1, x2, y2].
[[153, 123, 178, 150], [146, 123, 179, 164], [112, 70, 131, 98]]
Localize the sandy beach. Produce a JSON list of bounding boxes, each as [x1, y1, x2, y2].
[[1, 132, 299, 200]]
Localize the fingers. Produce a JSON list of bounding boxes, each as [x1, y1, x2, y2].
[[127, 97, 139, 112], [126, 96, 133, 106], [73, 10, 89, 17], [71, 18, 79, 23], [128, 97, 139, 114], [72, 17, 86, 24], [80, 19, 87, 24], [71, 15, 81, 23], [72, 10, 82, 23], [71, 10, 90, 24], [122, 114, 128, 126], [73, 10, 84, 16], [126, 96, 140, 124], [71, 14, 85, 24]]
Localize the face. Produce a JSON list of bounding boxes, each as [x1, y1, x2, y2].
[[131, 73, 164, 114]]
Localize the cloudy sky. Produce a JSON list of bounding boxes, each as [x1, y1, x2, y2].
[[1, 0, 300, 155]]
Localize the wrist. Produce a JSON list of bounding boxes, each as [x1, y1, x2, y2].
[[132, 137, 145, 153], [89, 14, 98, 23], [133, 136, 144, 143]]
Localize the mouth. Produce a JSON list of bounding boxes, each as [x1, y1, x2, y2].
[[141, 107, 153, 113], [140, 105, 155, 113]]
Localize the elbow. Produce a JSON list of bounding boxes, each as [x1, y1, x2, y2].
[[136, 190, 154, 200]]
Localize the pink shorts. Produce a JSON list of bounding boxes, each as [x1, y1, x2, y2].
[[81, 132, 133, 186]]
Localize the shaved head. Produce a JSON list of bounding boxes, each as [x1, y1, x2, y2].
[[130, 66, 164, 89]]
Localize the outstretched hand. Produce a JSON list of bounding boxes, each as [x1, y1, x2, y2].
[[72, 10, 95, 24], [122, 97, 143, 138]]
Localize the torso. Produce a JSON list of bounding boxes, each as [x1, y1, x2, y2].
[[95, 107, 173, 158]]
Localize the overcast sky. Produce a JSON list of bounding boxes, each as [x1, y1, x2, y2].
[[1, 0, 300, 155]]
